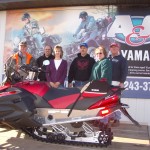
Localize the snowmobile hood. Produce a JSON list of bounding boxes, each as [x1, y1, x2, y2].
[[14, 81, 49, 97], [0, 85, 11, 91]]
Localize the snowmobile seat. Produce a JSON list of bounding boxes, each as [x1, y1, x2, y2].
[[43, 87, 80, 101], [82, 80, 111, 98]]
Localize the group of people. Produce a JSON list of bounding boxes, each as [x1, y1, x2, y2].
[[6, 40, 128, 88], [5, 39, 128, 127]]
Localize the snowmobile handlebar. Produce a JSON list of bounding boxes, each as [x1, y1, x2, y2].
[[20, 64, 38, 72], [20, 64, 48, 73], [3, 64, 42, 85]]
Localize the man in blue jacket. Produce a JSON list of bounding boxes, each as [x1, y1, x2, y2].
[[109, 43, 128, 127], [109, 43, 128, 88]]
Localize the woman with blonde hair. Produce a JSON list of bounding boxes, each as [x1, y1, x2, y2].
[[90, 46, 112, 84], [46, 45, 67, 88]]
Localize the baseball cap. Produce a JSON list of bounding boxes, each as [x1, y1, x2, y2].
[[110, 43, 119, 48], [80, 43, 88, 48], [19, 41, 27, 46]]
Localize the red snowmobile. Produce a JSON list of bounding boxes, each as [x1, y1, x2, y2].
[[0, 63, 140, 147]]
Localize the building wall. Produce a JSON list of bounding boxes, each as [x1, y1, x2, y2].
[[0, 11, 6, 83], [0, 10, 149, 126], [121, 98, 150, 126]]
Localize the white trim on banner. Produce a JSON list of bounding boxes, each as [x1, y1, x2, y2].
[[0, 11, 6, 84], [127, 76, 150, 79]]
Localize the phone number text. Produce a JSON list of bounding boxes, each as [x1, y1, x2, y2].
[[124, 81, 150, 91]]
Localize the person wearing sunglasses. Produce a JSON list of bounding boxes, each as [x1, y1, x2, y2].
[[90, 46, 112, 127], [90, 46, 112, 84]]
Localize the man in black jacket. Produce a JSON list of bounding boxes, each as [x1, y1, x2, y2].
[[68, 43, 95, 88], [36, 45, 54, 81]]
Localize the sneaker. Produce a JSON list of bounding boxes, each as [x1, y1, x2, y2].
[[111, 120, 120, 127]]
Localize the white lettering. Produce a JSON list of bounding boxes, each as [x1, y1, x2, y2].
[[128, 50, 134, 60], [107, 15, 134, 37], [135, 50, 142, 61], [139, 15, 150, 36], [143, 50, 149, 61], [91, 89, 99, 92], [121, 50, 150, 61], [121, 50, 128, 58]]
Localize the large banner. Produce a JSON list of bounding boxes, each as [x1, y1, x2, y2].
[[3, 6, 150, 98]]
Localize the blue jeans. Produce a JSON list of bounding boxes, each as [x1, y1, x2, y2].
[[74, 81, 89, 88], [58, 84, 65, 89], [100, 110, 121, 125]]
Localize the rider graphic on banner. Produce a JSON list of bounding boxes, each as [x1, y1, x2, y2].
[[73, 11, 98, 43], [21, 12, 43, 53]]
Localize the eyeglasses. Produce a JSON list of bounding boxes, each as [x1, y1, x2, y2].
[[20, 45, 27, 47], [96, 53, 103, 55]]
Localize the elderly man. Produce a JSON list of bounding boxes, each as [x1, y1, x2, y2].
[[5, 41, 36, 81], [108, 43, 128, 126], [109, 43, 128, 88]]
